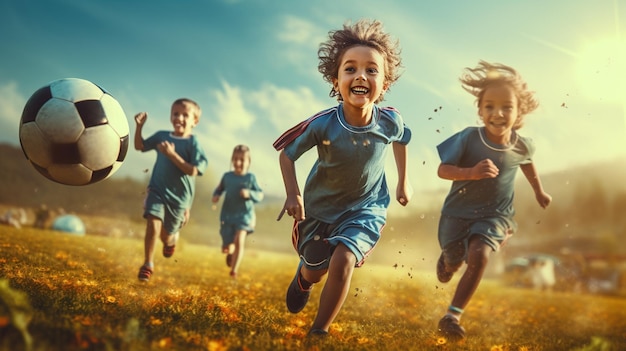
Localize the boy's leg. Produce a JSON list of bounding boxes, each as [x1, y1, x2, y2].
[[286, 262, 327, 313], [450, 237, 492, 310], [230, 230, 247, 277], [310, 243, 356, 332], [439, 236, 491, 340], [138, 216, 161, 281], [144, 216, 162, 265]]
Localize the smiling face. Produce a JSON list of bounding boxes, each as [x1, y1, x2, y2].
[[478, 83, 520, 144], [170, 102, 198, 137], [333, 45, 388, 114], [231, 150, 250, 175]]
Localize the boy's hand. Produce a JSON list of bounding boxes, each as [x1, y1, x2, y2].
[[277, 194, 305, 221], [240, 188, 250, 199], [182, 208, 190, 227], [396, 181, 413, 206], [134, 112, 147, 126], [157, 141, 175, 157], [471, 159, 499, 179], [536, 192, 552, 209]]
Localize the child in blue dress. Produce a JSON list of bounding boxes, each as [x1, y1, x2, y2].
[[212, 145, 263, 279], [435, 61, 552, 340], [134, 98, 208, 282], [274, 19, 412, 336]]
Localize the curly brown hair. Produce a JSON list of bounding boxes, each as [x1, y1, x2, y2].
[[318, 19, 402, 103], [460, 61, 538, 129]]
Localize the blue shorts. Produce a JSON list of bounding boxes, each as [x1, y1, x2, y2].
[[220, 222, 254, 249], [291, 208, 386, 270], [143, 189, 187, 235], [438, 214, 516, 266]]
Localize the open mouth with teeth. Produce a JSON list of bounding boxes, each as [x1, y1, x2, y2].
[[351, 86, 369, 95]]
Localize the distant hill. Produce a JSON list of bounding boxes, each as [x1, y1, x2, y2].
[[2, 142, 626, 261], [0, 143, 150, 217]]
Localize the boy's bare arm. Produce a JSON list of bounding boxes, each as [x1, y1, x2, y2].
[[392, 142, 412, 206], [277, 150, 304, 221], [520, 163, 552, 208], [133, 112, 147, 151], [157, 141, 198, 176], [438, 159, 499, 181]]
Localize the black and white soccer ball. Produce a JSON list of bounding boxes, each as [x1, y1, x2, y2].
[[19, 78, 129, 186]]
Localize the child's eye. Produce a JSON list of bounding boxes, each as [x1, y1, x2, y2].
[[367, 68, 378, 74], [344, 67, 356, 73]]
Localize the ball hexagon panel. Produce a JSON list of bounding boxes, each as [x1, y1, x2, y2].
[[47, 163, 95, 186], [78, 125, 121, 170], [50, 78, 103, 102], [100, 94, 130, 137], [19, 122, 53, 168], [36, 98, 85, 144]]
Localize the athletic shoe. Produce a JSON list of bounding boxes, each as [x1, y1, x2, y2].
[[438, 315, 466, 341], [163, 232, 179, 258], [286, 261, 311, 313], [436, 253, 454, 283], [308, 329, 328, 337], [137, 265, 153, 282], [163, 245, 175, 258]]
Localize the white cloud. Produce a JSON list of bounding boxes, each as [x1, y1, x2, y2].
[[0, 81, 26, 145], [249, 83, 325, 132], [209, 80, 256, 131], [277, 15, 325, 48]]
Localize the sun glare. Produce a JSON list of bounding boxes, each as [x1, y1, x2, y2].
[[576, 37, 626, 103]]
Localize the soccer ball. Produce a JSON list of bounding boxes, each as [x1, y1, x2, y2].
[[19, 78, 129, 186]]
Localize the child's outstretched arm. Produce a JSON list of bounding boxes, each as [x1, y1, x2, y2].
[[438, 158, 499, 181], [241, 179, 264, 203], [392, 141, 412, 206], [157, 141, 198, 176], [520, 163, 552, 208], [277, 150, 305, 221], [212, 179, 224, 204], [134, 112, 147, 151]]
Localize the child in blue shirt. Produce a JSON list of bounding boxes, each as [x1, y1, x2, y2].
[[435, 61, 552, 341], [212, 145, 263, 279], [274, 19, 412, 336], [134, 98, 208, 282]]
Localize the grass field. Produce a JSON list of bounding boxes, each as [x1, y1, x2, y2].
[[1, 226, 625, 351]]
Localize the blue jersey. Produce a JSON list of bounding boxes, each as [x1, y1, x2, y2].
[[274, 103, 411, 223], [143, 131, 208, 209], [437, 126, 535, 219], [213, 172, 263, 227]]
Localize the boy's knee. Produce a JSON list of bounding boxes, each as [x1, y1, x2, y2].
[[329, 245, 357, 277], [467, 239, 491, 267]]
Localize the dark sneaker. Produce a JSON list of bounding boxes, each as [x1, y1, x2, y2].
[[308, 329, 328, 337], [438, 315, 466, 341], [163, 245, 176, 258], [286, 262, 311, 313], [436, 253, 454, 283], [137, 265, 153, 282]]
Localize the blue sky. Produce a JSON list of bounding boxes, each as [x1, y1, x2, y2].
[[1, 0, 625, 205]]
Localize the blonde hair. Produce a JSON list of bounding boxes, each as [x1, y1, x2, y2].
[[173, 98, 202, 123], [318, 19, 402, 103], [460, 61, 538, 129], [232, 144, 251, 162]]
